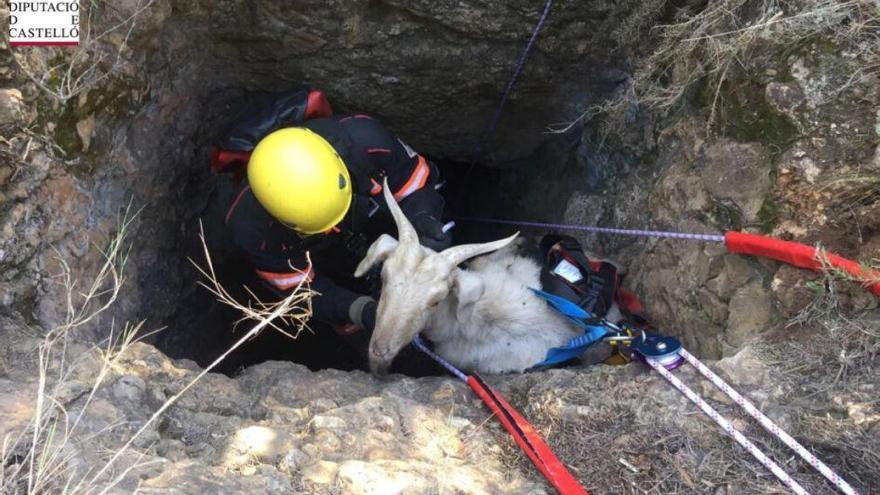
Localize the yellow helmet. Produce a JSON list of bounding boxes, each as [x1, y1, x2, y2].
[[248, 128, 352, 234]]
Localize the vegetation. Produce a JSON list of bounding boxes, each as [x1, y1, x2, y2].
[[0, 212, 313, 494], [555, 0, 880, 136]]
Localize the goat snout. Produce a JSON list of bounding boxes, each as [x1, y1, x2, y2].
[[368, 345, 395, 375]]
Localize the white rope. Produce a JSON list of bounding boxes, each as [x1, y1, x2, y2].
[[678, 349, 861, 495], [644, 357, 811, 495]]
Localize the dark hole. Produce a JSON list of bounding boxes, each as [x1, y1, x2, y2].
[[435, 158, 515, 243]]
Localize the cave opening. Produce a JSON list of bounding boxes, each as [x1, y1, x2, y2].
[[134, 4, 641, 377], [141, 61, 640, 377], [154, 108, 511, 377]]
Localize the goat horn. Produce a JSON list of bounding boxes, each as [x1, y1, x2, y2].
[[382, 178, 418, 247], [441, 232, 519, 266]]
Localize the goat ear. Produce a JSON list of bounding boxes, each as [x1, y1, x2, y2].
[[355, 234, 398, 277], [452, 270, 484, 320]]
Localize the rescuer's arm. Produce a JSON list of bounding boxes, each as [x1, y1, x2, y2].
[[398, 180, 450, 252], [226, 185, 375, 330], [380, 135, 449, 250], [344, 116, 450, 250], [249, 252, 375, 330]]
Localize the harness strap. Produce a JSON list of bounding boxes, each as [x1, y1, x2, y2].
[[530, 289, 608, 368]]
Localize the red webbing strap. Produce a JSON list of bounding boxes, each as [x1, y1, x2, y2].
[[616, 287, 645, 316], [305, 89, 333, 119], [467, 376, 589, 495], [209, 146, 251, 174], [725, 231, 880, 296]]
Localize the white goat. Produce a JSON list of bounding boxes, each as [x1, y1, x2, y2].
[[354, 181, 582, 374]]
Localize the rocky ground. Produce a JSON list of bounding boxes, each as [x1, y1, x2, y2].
[[1, 1, 879, 494], [2, 311, 876, 493]]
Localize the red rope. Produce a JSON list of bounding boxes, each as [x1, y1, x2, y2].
[[412, 337, 588, 494], [468, 376, 589, 495], [458, 217, 879, 297], [725, 232, 880, 296]]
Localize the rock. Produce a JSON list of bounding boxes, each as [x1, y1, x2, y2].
[[629, 240, 731, 358], [36, 172, 89, 243], [770, 264, 818, 317], [172, 372, 254, 416], [225, 425, 289, 466], [705, 255, 756, 300], [313, 429, 342, 452], [75, 398, 124, 437], [301, 460, 340, 485], [765, 81, 806, 129], [0, 88, 24, 125], [138, 460, 260, 493], [724, 281, 777, 351], [111, 0, 173, 39], [252, 465, 293, 493], [113, 374, 147, 402], [282, 447, 310, 471], [311, 414, 347, 430], [701, 140, 773, 223], [156, 439, 188, 462], [0, 378, 36, 440], [337, 460, 430, 495], [715, 346, 788, 405]]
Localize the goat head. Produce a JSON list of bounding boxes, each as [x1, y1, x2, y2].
[[355, 179, 517, 374]]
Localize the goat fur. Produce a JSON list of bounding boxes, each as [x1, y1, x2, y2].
[[358, 179, 593, 374], [423, 242, 582, 373]]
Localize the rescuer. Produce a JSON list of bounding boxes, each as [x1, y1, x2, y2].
[[211, 87, 450, 356]]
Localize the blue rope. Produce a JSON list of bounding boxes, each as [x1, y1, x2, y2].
[[471, 0, 554, 164]]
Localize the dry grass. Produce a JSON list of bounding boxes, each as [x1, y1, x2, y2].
[[763, 280, 880, 491], [492, 266, 878, 494], [504, 353, 877, 493], [553, 0, 880, 137], [822, 172, 880, 210], [189, 221, 315, 340], [1, 203, 144, 494], [0, 215, 314, 494], [810, 246, 880, 295], [520, 390, 801, 493]]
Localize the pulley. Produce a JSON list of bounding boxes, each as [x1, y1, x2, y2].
[[629, 332, 684, 370]]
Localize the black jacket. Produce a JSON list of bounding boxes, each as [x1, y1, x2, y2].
[[225, 114, 445, 326]]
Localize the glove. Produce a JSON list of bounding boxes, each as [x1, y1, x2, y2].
[[411, 212, 451, 251], [337, 296, 377, 363], [348, 296, 377, 332]]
